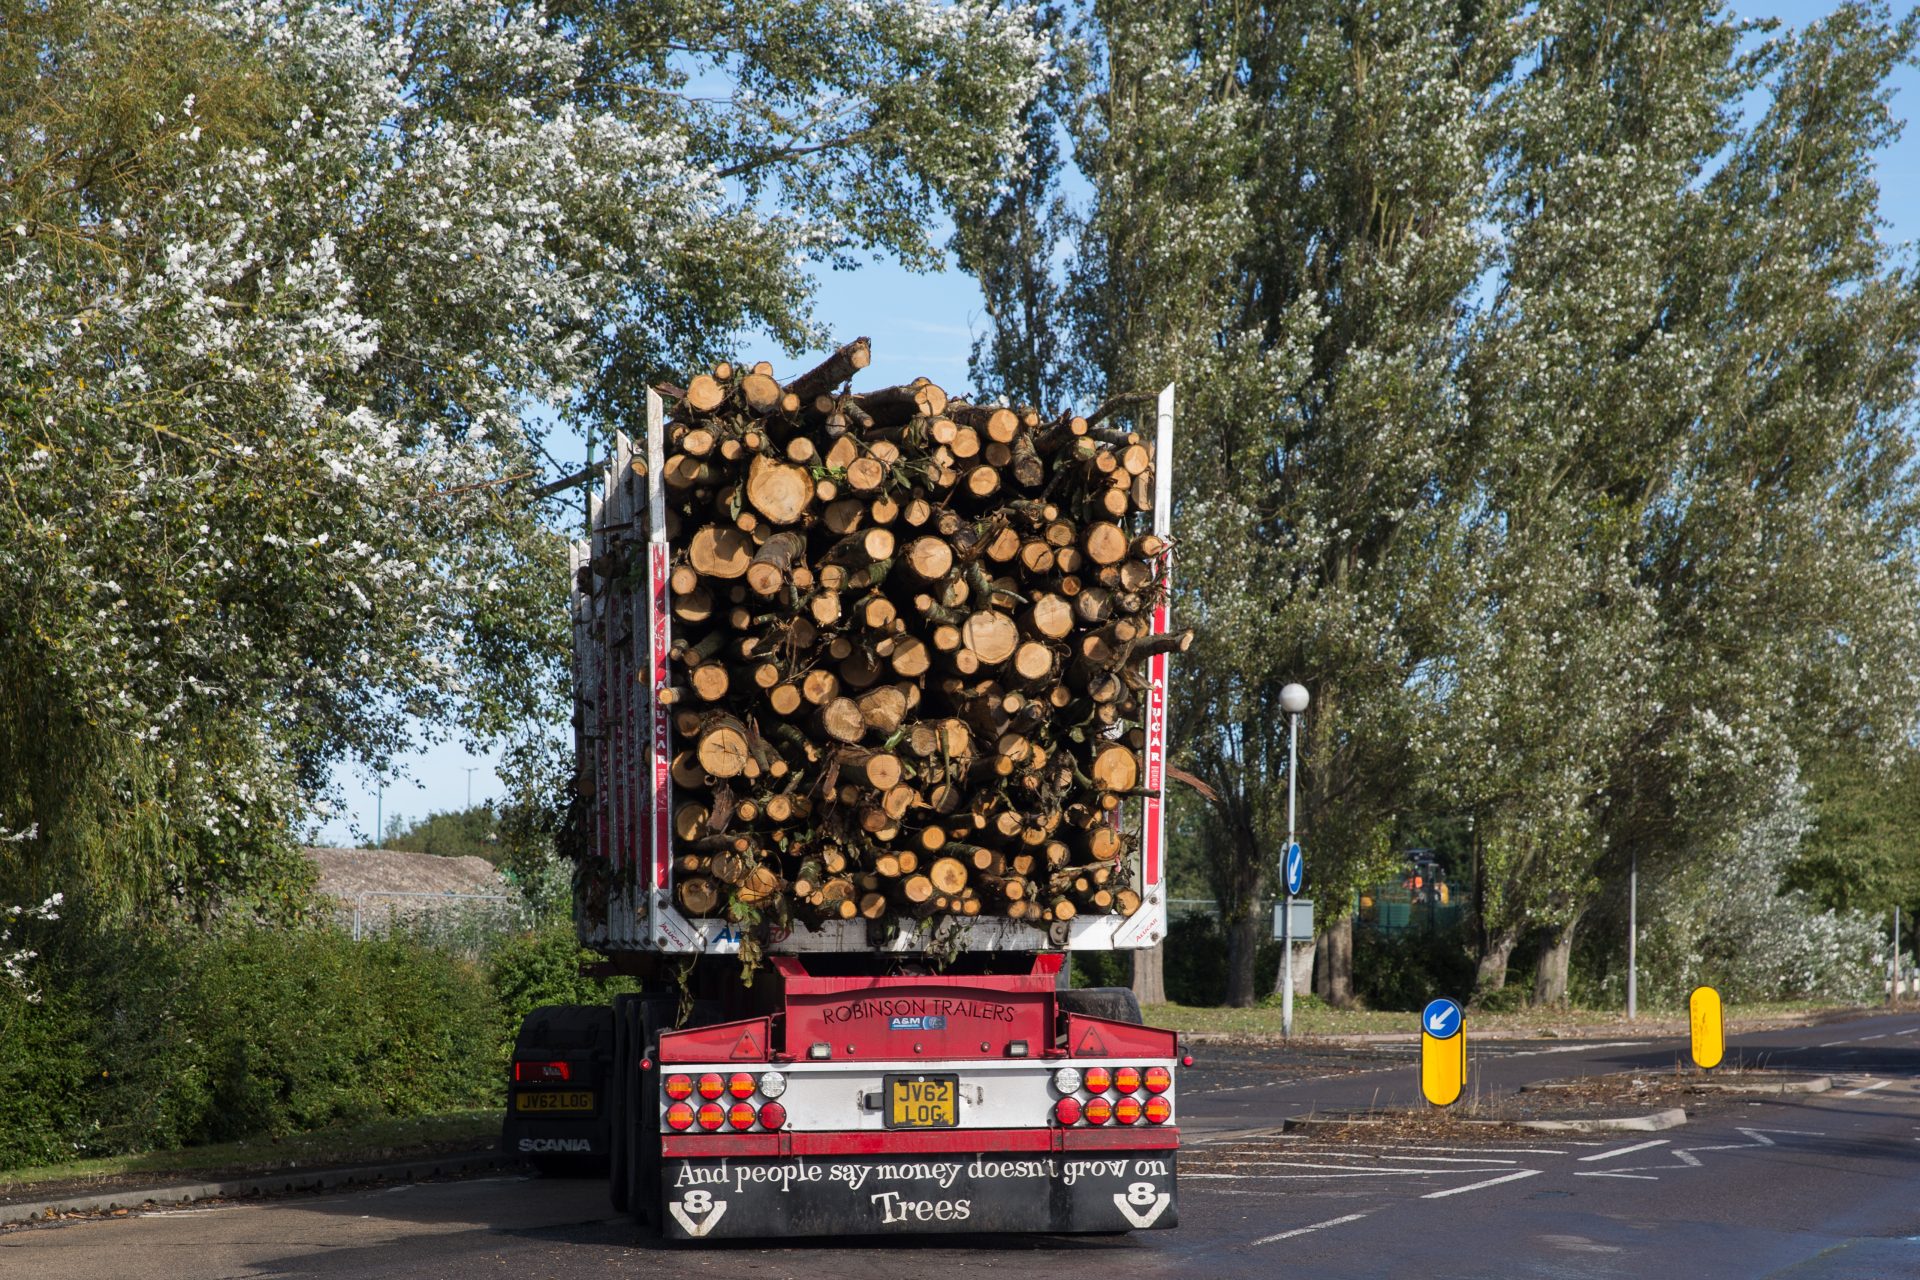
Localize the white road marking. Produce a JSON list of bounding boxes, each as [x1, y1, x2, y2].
[[1251, 1212, 1369, 1245], [1574, 1171, 1659, 1181], [1377, 1155, 1519, 1165], [1819, 1040, 1852, 1048], [1506, 1040, 1651, 1058], [1419, 1170, 1542, 1198], [1843, 1080, 1890, 1097], [1859, 1033, 1889, 1042], [1579, 1139, 1670, 1163], [1673, 1150, 1703, 1167], [1188, 1171, 1467, 1181]]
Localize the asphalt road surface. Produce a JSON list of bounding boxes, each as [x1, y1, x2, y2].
[[7, 1011, 1920, 1279]]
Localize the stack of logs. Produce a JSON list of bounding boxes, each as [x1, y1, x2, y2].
[[654, 338, 1189, 929]]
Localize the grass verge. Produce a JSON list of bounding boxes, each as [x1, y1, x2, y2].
[[1144, 999, 1883, 1039], [0, 1109, 500, 1200]]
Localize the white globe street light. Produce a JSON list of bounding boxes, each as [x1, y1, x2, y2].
[[1280, 683, 1309, 1036]]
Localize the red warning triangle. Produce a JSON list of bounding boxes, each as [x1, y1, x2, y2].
[[729, 1028, 763, 1060], [1074, 1025, 1109, 1056]]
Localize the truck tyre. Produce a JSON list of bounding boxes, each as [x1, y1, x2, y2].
[[606, 994, 634, 1213], [1056, 987, 1145, 1025], [624, 996, 666, 1231]]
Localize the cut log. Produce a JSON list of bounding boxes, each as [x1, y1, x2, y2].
[[746, 454, 812, 526], [695, 715, 753, 779], [1083, 521, 1129, 566], [816, 697, 866, 744], [785, 338, 871, 403], [1090, 742, 1139, 792], [746, 530, 806, 596], [903, 536, 954, 581], [690, 525, 754, 578], [677, 877, 721, 915], [961, 611, 1019, 665], [684, 375, 725, 413]]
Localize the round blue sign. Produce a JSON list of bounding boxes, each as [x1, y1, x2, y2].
[[1283, 842, 1304, 896], [1421, 997, 1463, 1040]]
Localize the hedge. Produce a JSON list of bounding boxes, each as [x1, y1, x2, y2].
[[0, 919, 620, 1171]]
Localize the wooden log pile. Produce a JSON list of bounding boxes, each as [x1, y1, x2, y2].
[[656, 339, 1189, 929]]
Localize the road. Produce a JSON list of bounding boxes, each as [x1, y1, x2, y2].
[[6, 1011, 1919, 1279]]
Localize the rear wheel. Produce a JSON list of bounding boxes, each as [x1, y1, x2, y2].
[[607, 994, 636, 1213]]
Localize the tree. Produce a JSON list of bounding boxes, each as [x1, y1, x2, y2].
[[1061, 0, 1520, 1005], [0, 0, 1048, 920]]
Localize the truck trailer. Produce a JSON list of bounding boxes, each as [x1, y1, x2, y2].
[[503, 372, 1184, 1240]]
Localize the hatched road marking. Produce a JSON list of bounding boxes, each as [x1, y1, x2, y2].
[[1420, 1170, 1542, 1198], [1251, 1213, 1369, 1245]]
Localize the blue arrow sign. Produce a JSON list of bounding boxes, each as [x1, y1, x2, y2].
[[1283, 843, 1304, 896], [1421, 997, 1463, 1040]]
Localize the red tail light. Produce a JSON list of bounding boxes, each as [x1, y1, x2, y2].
[[758, 1102, 786, 1130], [697, 1072, 726, 1100], [513, 1060, 570, 1083], [697, 1102, 725, 1131], [1083, 1066, 1112, 1094], [664, 1073, 694, 1100], [1114, 1096, 1142, 1125], [1084, 1097, 1113, 1125], [1054, 1097, 1082, 1126], [728, 1102, 757, 1130], [728, 1072, 756, 1099], [1114, 1067, 1141, 1095], [1143, 1066, 1172, 1095], [1144, 1096, 1171, 1125], [665, 1102, 695, 1131]]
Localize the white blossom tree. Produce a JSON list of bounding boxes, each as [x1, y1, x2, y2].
[[0, 0, 1047, 918]]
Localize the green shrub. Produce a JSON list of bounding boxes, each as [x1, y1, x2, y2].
[[486, 920, 638, 1055], [0, 924, 504, 1170], [1350, 925, 1476, 1010]]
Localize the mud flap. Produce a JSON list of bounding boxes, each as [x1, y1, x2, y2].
[[659, 1151, 1178, 1239]]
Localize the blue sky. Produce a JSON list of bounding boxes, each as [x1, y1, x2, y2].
[[309, 0, 1919, 845]]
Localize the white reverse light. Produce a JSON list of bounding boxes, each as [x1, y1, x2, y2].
[[759, 1070, 787, 1099], [1052, 1066, 1083, 1095]]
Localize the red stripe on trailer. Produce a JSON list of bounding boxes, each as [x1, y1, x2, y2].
[[661, 1127, 1181, 1159], [1141, 548, 1171, 888], [650, 540, 672, 892]]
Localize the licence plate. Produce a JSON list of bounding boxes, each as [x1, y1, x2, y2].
[[885, 1075, 958, 1129], [515, 1090, 596, 1113]]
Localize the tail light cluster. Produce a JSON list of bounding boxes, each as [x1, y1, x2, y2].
[[662, 1070, 788, 1132], [1052, 1064, 1172, 1126], [512, 1060, 571, 1083]]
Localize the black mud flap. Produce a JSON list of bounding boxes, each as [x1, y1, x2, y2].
[[658, 1151, 1177, 1239]]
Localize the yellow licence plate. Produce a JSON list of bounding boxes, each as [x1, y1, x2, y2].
[[886, 1075, 958, 1129], [515, 1090, 596, 1113]]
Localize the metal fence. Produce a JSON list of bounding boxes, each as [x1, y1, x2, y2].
[[331, 889, 528, 953]]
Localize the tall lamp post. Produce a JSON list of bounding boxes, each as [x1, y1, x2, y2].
[[1280, 682, 1310, 1038], [1627, 850, 1638, 1021]]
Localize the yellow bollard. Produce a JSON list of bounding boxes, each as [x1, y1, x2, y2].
[[1690, 985, 1724, 1070]]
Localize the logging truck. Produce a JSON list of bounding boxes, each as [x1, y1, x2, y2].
[[502, 345, 1187, 1239]]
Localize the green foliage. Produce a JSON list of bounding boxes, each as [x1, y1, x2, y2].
[[1350, 927, 1478, 1012], [0, 925, 509, 1171], [0, 0, 1048, 926], [959, 0, 1920, 1008], [383, 805, 503, 865], [486, 921, 640, 1053]]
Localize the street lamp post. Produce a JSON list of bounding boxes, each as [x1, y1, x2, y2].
[[464, 766, 479, 810], [1627, 850, 1638, 1021], [1280, 682, 1310, 1038]]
